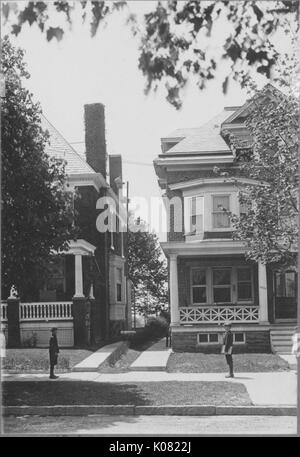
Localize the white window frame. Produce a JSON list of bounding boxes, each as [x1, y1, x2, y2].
[[184, 195, 204, 236], [233, 332, 246, 344], [191, 268, 208, 305], [190, 266, 254, 306], [211, 194, 231, 231], [197, 333, 221, 344], [212, 267, 232, 304], [236, 267, 253, 302]]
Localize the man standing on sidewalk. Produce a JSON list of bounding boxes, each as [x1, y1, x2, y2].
[[49, 327, 59, 379], [222, 321, 234, 378]]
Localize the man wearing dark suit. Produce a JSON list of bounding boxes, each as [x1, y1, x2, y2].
[[222, 321, 234, 378], [49, 327, 59, 379]]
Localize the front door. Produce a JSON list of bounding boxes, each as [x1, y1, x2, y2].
[[274, 271, 297, 321]]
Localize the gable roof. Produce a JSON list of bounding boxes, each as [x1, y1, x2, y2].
[[41, 115, 96, 176], [163, 108, 239, 155]]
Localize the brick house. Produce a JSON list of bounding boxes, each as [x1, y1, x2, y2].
[[154, 86, 297, 353], [2, 103, 131, 348]]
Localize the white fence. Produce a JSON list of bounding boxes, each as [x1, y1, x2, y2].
[[180, 305, 259, 324], [1, 301, 74, 347], [20, 302, 73, 321]]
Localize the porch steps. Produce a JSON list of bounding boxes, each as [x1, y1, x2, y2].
[[270, 326, 295, 355]]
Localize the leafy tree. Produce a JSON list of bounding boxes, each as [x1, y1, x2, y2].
[[2, 1, 299, 108], [1, 36, 76, 300], [127, 219, 168, 316], [222, 84, 299, 266]]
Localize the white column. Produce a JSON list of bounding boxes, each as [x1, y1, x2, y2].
[[169, 254, 180, 326], [258, 261, 269, 324], [74, 254, 84, 298]]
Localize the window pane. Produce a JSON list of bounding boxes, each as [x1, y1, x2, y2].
[[213, 287, 231, 303], [209, 333, 218, 343], [234, 333, 245, 342], [213, 269, 231, 285], [191, 214, 203, 232], [117, 268, 122, 282], [275, 273, 285, 297], [192, 287, 206, 303], [285, 272, 296, 297], [238, 283, 252, 300], [117, 283, 122, 301], [191, 196, 203, 215], [213, 196, 230, 211], [237, 268, 251, 282], [213, 212, 230, 228], [198, 334, 208, 343], [192, 270, 206, 285]]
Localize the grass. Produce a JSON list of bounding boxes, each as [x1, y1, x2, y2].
[[3, 348, 94, 373], [167, 353, 290, 373], [3, 380, 252, 406]]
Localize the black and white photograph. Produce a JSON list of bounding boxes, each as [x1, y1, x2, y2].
[[0, 0, 299, 440]]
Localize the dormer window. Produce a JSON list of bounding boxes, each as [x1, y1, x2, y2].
[[184, 196, 204, 235]]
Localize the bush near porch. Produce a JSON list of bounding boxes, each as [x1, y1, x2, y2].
[[2, 348, 94, 373], [167, 353, 290, 373]]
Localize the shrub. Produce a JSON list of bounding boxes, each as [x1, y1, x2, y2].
[[146, 316, 169, 338]]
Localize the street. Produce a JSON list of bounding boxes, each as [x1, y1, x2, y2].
[[2, 415, 297, 436]]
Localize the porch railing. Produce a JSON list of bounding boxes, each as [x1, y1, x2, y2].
[[179, 305, 259, 324], [20, 302, 73, 321], [1, 302, 8, 322]]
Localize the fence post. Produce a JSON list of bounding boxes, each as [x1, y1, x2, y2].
[[7, 296, 21, 348], [72, 297, 91, 347]]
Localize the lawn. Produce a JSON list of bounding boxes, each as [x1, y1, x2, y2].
[[167, 353, 290, 373], [3, 348, 94, 373], [3, 380, 252, 406]]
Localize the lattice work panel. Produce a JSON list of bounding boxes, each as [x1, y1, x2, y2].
[[180, 306, 259, 324]]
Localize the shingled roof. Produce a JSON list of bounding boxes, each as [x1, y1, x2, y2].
[[163, 108, 239, 155], [41, 115, 96, 176]]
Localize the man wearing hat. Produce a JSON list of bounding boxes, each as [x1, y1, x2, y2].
[[222, 321, 234, 378], [49, 327, 59, 379]]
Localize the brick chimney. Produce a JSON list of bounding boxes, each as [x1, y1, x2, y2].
[[109, 155, 123, 193], [84, 103, 107, 178]]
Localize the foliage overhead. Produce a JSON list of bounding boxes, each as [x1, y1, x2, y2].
[[127, 219, 168, 316], [222, 84, 299, 266], [1, 36, 76, 299], [2, 1, 299, 108]]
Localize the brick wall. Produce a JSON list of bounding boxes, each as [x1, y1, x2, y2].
[[171, 329, 271, 353]]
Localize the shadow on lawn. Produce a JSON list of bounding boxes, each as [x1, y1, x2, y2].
[[3, 381, 152, 407]]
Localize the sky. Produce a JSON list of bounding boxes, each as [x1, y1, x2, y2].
[[1, 1, 292, 239]]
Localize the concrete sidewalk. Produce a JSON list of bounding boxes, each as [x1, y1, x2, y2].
[[130, 338, 171, 371], [3, 370, 297, 406]]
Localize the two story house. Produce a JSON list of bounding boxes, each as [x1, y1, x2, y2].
[[154, 86, 297, 353], [9, 103, 131, 348]]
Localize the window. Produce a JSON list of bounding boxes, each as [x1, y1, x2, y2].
[[275, 271, 296, 298], [233, 332, 245, 344], [184, 196, 204, 235], [212, 195, 230, 228], [213, 268, 231, 303], [116, 267, 122, 302], [192, 269, 207, 304], [237, 268, 253, 301], [198, 333, 219, 344]]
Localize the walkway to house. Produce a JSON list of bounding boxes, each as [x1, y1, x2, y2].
[[130, 338, 172, 371]]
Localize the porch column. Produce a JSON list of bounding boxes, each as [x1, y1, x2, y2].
[[169, 254, 180, 326], [74, 254, 84, 298], [258, 261, 269, 324]]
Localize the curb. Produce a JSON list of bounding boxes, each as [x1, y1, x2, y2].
[[3, 405, 297, 417]]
